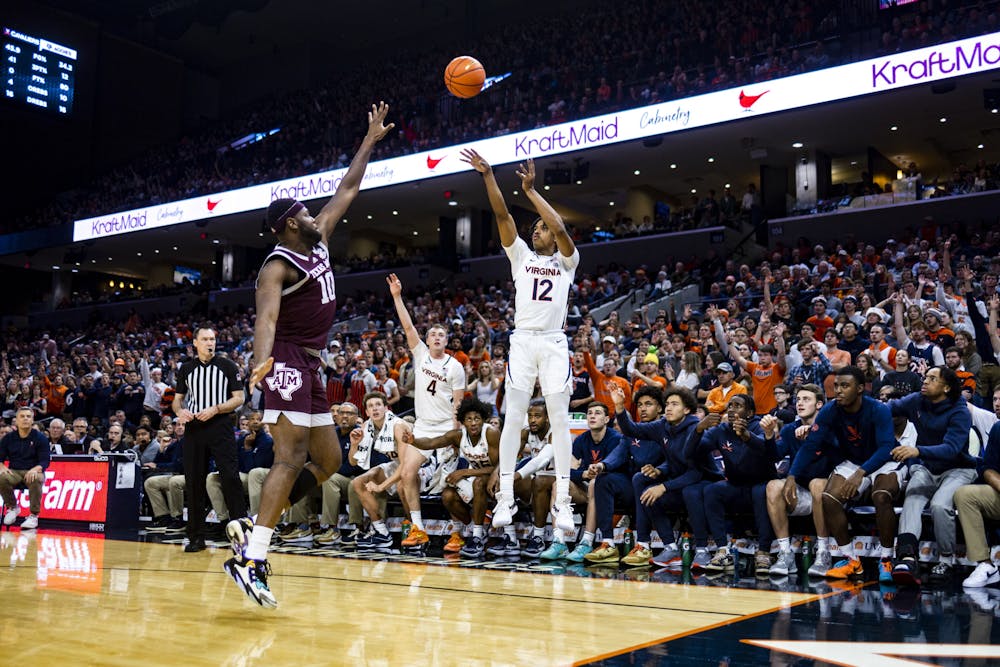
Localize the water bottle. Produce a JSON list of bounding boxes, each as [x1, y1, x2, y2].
[[401, 519, 412, 539], [729, 539, 741, 573], [681, 533, 693, 568], [623, 528, 635, 555], [801, 536, 813, 573]]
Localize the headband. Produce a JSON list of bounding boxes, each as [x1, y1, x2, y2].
[[270, 200, 304, 233]]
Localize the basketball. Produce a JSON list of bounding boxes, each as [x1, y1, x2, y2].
[[444, 56, 486, 98]]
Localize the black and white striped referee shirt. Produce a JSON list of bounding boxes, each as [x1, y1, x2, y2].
[[175, 355, 242, 420]]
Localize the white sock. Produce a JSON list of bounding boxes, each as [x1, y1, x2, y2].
[[533, 526, 545, 538], [472, 524, 485, 539], [499, 472, 515, 496], [555, 475, 570, 504], [581, 531, 595, 546], [636, 541, 649, 550], [816, 537, 830, 553], [553, 530, 566, 545], [777, 537, 791, 553], [504, 524, 516, 539], [696, 547, 707, 554], [373, 520, 388, 535], [244, 525, 273, 561], [410, 511, 423, 531], [939, 553, 954, 565]]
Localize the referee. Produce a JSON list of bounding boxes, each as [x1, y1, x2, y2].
[[172, 326, 246, 552]]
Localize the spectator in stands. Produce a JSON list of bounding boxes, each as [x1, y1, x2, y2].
[[143, 429, 185, 534], [704, 362, 748, 413], [46, 418, 73, 455]]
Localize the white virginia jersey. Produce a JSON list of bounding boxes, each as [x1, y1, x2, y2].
[[369, 411, 400, 457], [412, 341, 466, 425], [505, 236, 579, 331], [460, 426, 492, 468]]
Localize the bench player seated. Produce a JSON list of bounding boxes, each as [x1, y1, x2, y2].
[[684, 394, 778, 573], [349, 392, 413, 550], [489, 398, 555, 558], [763, 384, 834, 576], [539, 402, 622, 560], [782, 367, 898, 580], [402, 397, 500, 558]]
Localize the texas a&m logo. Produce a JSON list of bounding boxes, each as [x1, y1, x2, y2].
[[266, 362, 303, 401]]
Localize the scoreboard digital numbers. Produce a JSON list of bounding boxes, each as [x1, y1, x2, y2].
[[3, 26, 77, 115]]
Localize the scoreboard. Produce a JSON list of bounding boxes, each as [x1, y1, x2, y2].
[[3, 25, 77, 115]]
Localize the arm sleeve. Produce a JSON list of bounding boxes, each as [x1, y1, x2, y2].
[[860, 402, 897, 473], [601, 440, 629, 473], [175, 365, 188, 395], [983, 422, 1000, 476], [37, 435, 51, 470], [518, 445, 554, 477], [615, 410, 665, 440], [917, 403, 972, 461], [570, 435, 587, 483], [662, 466, 702, 492], [224, 360, 241, 395], [789, 405, 832, 477], [683, 427, 707, 462]]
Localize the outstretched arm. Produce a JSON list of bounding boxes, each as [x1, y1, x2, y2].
[[387, 273, 421, 350], [460, 149, 517, 248], [315, 102, 395, 242], [517, 159, 575, 258], [250, 260, 295, 389]]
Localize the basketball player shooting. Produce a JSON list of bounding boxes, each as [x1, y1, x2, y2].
[[223, 102, 394, 608], [459, 148, 579, 535]]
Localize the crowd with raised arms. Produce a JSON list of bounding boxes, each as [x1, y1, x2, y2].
[[4, 218, 1000, 590], [8, 0, 999, 233]]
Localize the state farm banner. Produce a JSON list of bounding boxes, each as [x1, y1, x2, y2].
[[72, 31, 1000, 242], [13, 458, 110, 522]]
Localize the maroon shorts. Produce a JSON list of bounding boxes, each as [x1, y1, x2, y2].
[[261, 340, 334, 427]]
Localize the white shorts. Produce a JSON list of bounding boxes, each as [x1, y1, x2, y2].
[[507, 330, 571, 395], [831, 460, 909, 499], [789, 483, 812, 517], [376, 458, 442, 496], [424, 450, 459, 495], [454, 477, 477, 504], [262, 409, 334, 428], [411, 420, 453, 460]]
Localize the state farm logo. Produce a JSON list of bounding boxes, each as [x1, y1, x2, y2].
[[13, 461, 110, 521], [739, 89, 768, 111], [45, 470, 101, 511]]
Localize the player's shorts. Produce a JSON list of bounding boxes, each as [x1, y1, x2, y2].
[[506, 330, 571, 395], [376, 456, 445, 497], [830, 460, 909, 500], [788, 483, 812, 516], [411, 419, 453, 460], [261, 340, 333, 428], [423, 448, 459, 495]]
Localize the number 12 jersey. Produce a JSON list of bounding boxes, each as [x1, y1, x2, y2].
[[505, 236, 579, 332]]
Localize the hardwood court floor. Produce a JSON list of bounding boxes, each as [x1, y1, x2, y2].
[[0, 530, 819, 666]]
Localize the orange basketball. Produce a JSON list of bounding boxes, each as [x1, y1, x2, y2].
[[445, 56, 486, 99]]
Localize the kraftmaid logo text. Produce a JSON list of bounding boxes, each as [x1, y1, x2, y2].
[[872, 38, 1000, 88]]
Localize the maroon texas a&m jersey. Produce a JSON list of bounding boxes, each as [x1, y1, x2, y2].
[[258, 242, 337, 349]]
